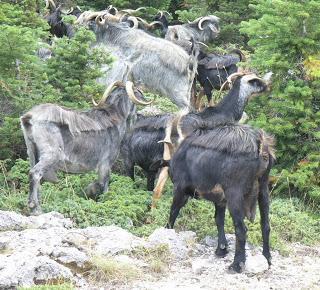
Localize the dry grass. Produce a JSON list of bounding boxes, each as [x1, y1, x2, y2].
[[86, 255, 141, 284]]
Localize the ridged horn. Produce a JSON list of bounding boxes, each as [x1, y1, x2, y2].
[[127, 16, 139, 28], [126, 81, 154, 105], [94, 81, 124, 107], [198, 16, 219, 31]]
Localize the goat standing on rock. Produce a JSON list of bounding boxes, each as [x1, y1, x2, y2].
[[160, 73, 275, 273], [21, 81, 150, 215]]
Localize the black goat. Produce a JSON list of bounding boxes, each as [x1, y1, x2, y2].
[[121, 73, 271, 195], [44, 0, 74, 38], [197, 49, 245, 104], [167, 123, 275, 273]]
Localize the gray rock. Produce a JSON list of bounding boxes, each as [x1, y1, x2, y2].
[[148, 228, 197, 260], [191, 258, 210, 275], [51, 246, 89, 268], [0, 210, 73, 232], [0, 210, 32, 231]]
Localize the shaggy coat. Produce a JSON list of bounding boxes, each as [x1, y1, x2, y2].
[[121, 74, 269, 190], [89, 19, 197, 109], [167, 124, 275, 273], [21, 87, 139, 215]]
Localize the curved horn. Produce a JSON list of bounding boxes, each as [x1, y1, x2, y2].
[[149, 21, 164, 29], [95, 15, 106, 26], [104, 13, 122, 23], [66, 7, 73, 14], [95, 81, 124, 106], [45, 0, 56, 11], [125, 81, 154, 105], [91, 97, 99, 107], [198, 16, 218, 31], [219, 72, 247, 92], [107, 5, 118, 15], [127, 16, 139, 28]]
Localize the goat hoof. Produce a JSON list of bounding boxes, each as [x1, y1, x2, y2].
[[215, 247, 228, 257], [30, 207, 42, 216], [228, 261, 245, 273]]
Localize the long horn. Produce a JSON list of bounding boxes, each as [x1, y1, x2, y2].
[[104, 13, 122, 23], [66, 7, 73, 14], [219, 72, 247, 92], [96, 14, 106, 26], [45, 0, 57, 10], [198, 16, 218, 31], [149, 21, 164, 29], [95, 81, 124, 106], [125, 81, 154, 105], [127, 16, 139, 28], [107, 5, 118, 15]]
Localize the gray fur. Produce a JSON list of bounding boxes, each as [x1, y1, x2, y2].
[[89, 20, 197, 109], [21, 87, 138, 215], [165, 15, 220, 46]]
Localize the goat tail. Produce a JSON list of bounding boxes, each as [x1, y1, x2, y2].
[[20, 114, 38, 167], [187, 37, 199, 105]]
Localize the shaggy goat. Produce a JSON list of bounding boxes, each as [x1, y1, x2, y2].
[[122, 73, 271, 196], [77, 12, 197, 109], [44, 0, 74, 38], [197, 49, 246, 104], [167, 123, 275, 273], [21, 81, 150, 215], [165, 15, 220, 51]]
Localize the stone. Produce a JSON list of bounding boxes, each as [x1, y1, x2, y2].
[[148, 228, 197, 260], [191, 258, 210, 275]]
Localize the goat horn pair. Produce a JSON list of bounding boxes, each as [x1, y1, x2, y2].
[[158, 11, 171, 18], [45, 0, 56, 10], [126, 81, 154, 105], [76, 11, 102, 24], [219, 72, 247, 92], [198, 16, 219, 31], [121, 7, 146, 15], [92, 81, 124, 107], [127, 16, 139, 29]]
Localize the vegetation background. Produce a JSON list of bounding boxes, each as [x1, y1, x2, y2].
[[0, 0, 319, 255]]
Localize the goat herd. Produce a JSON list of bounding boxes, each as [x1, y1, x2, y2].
[[20, 0, 276, 273]]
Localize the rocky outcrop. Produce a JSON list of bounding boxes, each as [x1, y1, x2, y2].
[[0, 210, 319, 290]]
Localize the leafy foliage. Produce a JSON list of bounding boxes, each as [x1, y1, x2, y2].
[[1, 160, 319, 253]]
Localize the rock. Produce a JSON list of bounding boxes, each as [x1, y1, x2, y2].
[[51, 246, 89, 268], [0, 255, 73, 288], [80, 226, 146, 255], [29, 211, 73, 229], [203, 235, 216, 247], [245, 251, 269, 274], [191, 258, 210, 275], [0, 210, 73, 232], [148, 228, 197, 260], [0, 210, 32, 231]]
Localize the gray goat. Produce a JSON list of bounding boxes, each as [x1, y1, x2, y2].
[[21, 81, 150, 215], [165, 16, 220, 52], [77, 12, 197, 109]]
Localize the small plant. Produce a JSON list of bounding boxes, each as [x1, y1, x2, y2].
[[130, 244, 171, 274], [86, 255, 141, 284], [18, 282, 74, 290]]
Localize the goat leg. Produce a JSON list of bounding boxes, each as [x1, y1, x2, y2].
[[227, 190, 247, 273], [258, 174, 272, 267], [214, 203, 228, 257]]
